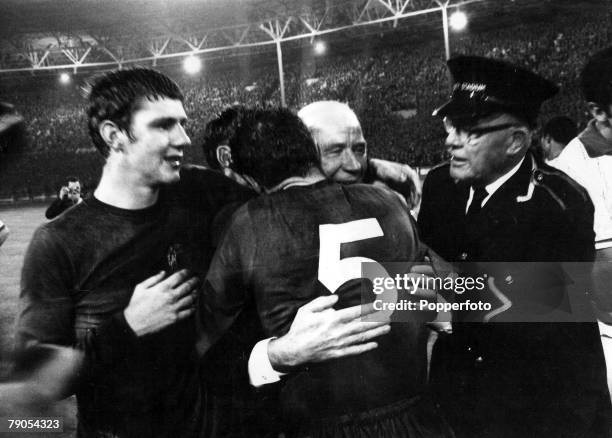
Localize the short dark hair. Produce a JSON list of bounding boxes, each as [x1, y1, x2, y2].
[[202, 105, 246, 169], [67, 176, 80, 183], [541, 116, 577, 146], [581, 47, 612, 109], [86, 67, 184, 158], [230, 107, 319, 189]]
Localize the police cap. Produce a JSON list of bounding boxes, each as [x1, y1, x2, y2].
[[433, 56, 558, 126]]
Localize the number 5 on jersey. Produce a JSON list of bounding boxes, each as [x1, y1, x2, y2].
[[318, 218, 397, 321]]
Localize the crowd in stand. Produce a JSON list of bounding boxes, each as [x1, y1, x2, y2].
[[0, 5, 611, 199]]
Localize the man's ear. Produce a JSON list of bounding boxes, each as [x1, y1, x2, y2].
[[100, 121, 127, 154], [507, 127, 531, 157], [216, 145, 233, 169], [587, 102, 610, 123]]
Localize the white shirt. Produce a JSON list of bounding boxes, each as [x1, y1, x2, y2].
[[465, 157, 525, 213], [248, 338, 285, 386], [549, 137, 612, 250]]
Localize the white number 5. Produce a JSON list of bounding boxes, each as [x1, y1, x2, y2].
[[318, 218, 397, 319]]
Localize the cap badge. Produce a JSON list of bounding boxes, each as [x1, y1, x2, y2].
[[455, 82, 487, 93]]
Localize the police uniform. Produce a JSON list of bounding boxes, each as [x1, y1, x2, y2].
[[419, 56, 612, 437]]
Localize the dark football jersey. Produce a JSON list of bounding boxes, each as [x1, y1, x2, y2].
[[204, 180, 430, 424], [17, 165, 253, 437]]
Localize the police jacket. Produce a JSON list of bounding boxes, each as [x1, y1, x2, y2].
[[418, 153, 611, 437]]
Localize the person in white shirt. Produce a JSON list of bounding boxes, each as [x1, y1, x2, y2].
[[548, 46, 612, 396]]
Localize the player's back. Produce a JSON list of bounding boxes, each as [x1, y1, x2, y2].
[[214, 180, 430, 425]]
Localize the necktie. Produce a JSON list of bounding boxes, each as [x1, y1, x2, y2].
[[466, 186, 488, 218]]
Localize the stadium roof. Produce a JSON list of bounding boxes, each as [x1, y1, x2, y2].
[[0, 0, 486, 74]]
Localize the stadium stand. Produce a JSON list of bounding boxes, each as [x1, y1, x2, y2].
[[0, 4, 611, 200]]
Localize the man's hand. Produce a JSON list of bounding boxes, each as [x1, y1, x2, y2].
[[124, 270, 200, 337], [267, 295, 391, 372], [410, 262, 453, 332], [58, 186, 69, 200], [368, 158, 422, 210]]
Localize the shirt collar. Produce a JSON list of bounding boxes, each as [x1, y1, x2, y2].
[[579, 119, 612, 158], [466, 156, 525, 212], [270, 173, 326, 193], [485, 156, 525, 197]]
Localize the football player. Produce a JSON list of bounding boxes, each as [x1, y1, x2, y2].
[[203, 108, 453, 437], [201, 105, 260, 192], [16, 68, 389, 438]]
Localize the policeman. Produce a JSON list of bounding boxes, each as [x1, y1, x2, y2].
[[418, 56, 611, 437]]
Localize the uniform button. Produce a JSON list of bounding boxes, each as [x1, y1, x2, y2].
[[467, 347, 472, 352], [476, 356, 484, 363], [533, 170, 544, 182], [460, 252, 468, 260], [505, 275, 513, 285]]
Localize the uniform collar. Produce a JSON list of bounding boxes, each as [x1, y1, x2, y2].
[[467, 157, 525, 211], [484, 157, 525, 200]]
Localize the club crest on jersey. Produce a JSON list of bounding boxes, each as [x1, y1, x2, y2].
[[166, 244, 182, 272]]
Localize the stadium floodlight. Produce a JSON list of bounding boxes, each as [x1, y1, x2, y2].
[[59, 73, 71, 84], [183, 55, 202, 75], [449, 11, 468, 31], [313, 40, 327, 56]]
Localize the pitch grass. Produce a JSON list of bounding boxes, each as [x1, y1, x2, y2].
[[0, 203, 45, 354], [0, 203, 76, 437]]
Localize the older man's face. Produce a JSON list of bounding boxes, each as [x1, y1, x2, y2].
[[444, 113, 525, 185], [313, 119, 367, 184]]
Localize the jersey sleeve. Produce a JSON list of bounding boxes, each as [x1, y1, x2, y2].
[[179, 165, 255, 211], [17, 226, 75, 348], [16, 226, 140, 375], [199, 206, 256, 354]]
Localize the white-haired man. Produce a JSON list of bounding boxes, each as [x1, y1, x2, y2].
[[298, 100, 421, 210]]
